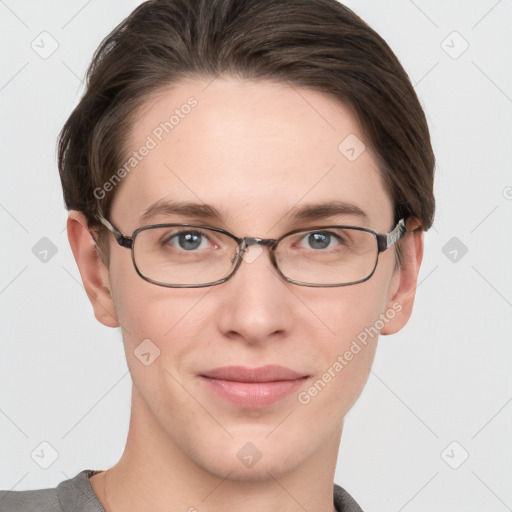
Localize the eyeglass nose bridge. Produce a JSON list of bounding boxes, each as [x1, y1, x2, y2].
[[232, 237, 280, 267], [237, 236, 278, 255], [227, 237, 274, 269]]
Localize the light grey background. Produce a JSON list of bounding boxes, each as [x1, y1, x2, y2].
[[1, 1, 511, 511]]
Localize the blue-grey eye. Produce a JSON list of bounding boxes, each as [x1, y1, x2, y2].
[[306, 232, 334, 250], [166, 231, 207, 251]]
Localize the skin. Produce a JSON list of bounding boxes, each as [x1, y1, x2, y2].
[[67, 76, 423, 512]]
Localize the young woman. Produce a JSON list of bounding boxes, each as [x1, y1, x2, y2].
[[1, 1, 434, 510]]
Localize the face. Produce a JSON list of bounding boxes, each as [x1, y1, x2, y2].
[[78, 77, 417, 481]]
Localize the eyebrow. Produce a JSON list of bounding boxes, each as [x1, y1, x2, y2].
[[140, 199, 368, 224]]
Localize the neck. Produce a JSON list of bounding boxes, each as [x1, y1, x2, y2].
[[95, 387, 342, 512]]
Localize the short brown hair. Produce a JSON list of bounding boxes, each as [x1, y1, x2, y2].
[[57, 0, 435, 265]]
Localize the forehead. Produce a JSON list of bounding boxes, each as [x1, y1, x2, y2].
[[110, 77, 394, 233]]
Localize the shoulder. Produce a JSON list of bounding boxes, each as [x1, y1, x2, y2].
[[0, 485, 61, 512], [0, 470, 104, 512], [333, 482, 365, 512]]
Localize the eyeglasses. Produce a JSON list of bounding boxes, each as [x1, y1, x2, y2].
[[96, 214, 407, 288]]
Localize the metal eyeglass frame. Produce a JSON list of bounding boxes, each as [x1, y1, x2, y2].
[[95, 214, 408, 288]]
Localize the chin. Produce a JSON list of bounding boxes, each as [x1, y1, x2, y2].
[[188, 434, 309, 483], [199, 453, 301, 483]]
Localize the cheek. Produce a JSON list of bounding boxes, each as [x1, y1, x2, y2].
[[108, 255, 209, 371], [298, 274, 392, 407], [113, 282, 209, 352], [111, 277, 231, 388], [310, 273, 390, 352], [107, 274, 226, 450]]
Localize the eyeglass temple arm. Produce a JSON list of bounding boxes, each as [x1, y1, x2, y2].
[[376, 218, 407, 252], [97, 214, 133, 249]]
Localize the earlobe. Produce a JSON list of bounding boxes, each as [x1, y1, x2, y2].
[[380, 218, 424, 335], [67, 210, 120, 328]]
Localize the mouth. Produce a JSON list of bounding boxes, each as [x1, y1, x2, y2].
[[199, 365, 309, 409]]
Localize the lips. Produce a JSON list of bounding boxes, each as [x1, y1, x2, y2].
[[199, 365, 308, 409], [201, 365, 304, 382]]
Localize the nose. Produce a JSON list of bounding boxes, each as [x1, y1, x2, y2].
[[215, 241, 293, 345]]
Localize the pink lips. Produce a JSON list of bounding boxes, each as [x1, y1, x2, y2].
[[200, 365, 308, 409]]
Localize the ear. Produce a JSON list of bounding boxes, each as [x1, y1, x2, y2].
[[66, 210, 119, 328], [380, 217, 424, 335]]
